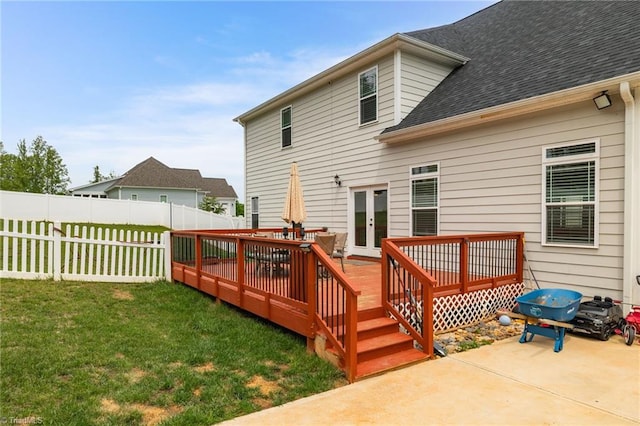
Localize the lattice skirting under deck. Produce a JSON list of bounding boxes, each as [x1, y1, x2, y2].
[[393, 282, 525, 335]]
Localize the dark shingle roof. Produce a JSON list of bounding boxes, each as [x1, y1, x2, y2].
[[385, 0, 640, 133], [201, 178, 238, 198], [115, 157, 200, 189], [109, 157, 237, 198]]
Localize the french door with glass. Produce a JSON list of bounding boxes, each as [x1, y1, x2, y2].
[[350, 185, 388, 258]]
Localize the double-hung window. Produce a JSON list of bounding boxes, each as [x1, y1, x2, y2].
[[542, 140, 599, 247], [251, 196, 259, 229], [410, 163, 439, 236], [281, 106, 292, 148], [359, 67, 377, 125]]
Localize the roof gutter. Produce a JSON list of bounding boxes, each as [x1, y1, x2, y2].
[[620, 81, 640, 312], [377, 71, 640, 144], [233, 33, 468, 124]]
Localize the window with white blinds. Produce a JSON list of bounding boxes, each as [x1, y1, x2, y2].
[[281, 106, 292, 148], [543, 141, 598, 247], [359, 67, 377, 125], [410, 163, 439, 236]]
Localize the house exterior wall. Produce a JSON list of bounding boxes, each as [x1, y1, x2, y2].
[[399, 51, 452, 121], [382, 98, 625, 299], [243, 54, 629, 300], [245, 53, 400, 230], [107, 187, 202, 208]]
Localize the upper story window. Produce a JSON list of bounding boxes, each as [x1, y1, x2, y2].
[[359, 66, 378, 125], [410, 163, 439, 236], [130, 194, 138, 201], [281, 106, 292, 148], [159, 194, 168, 203], [542, 140, 599, 247]]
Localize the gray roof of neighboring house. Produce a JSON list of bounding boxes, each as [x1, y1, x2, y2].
[[201, 178, 238, 199], [115, 157, 201, 189], [103, 157, 237, 198], [384, 0, 640, 133]]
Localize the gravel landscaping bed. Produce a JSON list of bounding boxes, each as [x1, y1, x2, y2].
[[435, 317, 525, 355]]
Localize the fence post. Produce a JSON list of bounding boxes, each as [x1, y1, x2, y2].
[[163, 231, 172, 282], [53, 221, 62, 281]]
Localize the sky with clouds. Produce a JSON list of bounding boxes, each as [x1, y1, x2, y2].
[[1, 1, 493, 201]]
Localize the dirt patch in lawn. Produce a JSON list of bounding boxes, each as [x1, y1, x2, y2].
[[112, 289, 134, 300], [247, 375, 280, 395], [125, 367, 147, 383], [100, 398, 183, 426], [193, 362, 215, 373]]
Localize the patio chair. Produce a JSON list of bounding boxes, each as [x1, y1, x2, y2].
[[251, 232, 283, 276], [314, 233, 336, 278], [332, 232, 348, 272]]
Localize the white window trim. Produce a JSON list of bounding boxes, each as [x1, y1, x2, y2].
[[409, 162, 440, 236], [541, 139, 600, 248], [358, 65, 378, 127], [281, 105, 292, 149], [131, 194, 138, 201], [160, 194, 168, 203]]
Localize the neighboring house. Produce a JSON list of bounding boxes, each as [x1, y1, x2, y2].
[[234, 1, 640, 306], [70, 157, 239, 215]]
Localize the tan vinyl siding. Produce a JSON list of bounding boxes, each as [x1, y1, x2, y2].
[[400, 52, 453, 120], [385, 99, 625, 298]]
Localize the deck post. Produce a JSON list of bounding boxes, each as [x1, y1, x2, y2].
[[516, 233, 524, 284], [424, 283, 434, 357], [460, 238, 469, 293], [195, 234, 202, 290], [237, 237, 245, 307], [381, 241, 388, 307], [305, 247, 317, 352], [345, 293, 358, 383]]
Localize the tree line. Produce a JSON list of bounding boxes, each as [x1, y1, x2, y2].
[[1, 136, 245, 216], [0, 136, 70, 194]]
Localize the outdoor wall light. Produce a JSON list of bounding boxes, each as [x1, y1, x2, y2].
[[593, 91, 612, 110], [299, 243, 311, 253], [334, 174, 342, 187]]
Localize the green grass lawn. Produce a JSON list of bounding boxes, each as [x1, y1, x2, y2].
[[0, 279, 346, 425]]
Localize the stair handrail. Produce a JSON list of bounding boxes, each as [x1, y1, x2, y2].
[[382, 239, 437, 356], [309, 243, 361, 383]]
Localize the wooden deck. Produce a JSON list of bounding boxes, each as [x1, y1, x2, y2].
[[171, 230, 525, 382]]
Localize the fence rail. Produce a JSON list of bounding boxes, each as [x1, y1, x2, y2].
[[1, 219, 170, 282]]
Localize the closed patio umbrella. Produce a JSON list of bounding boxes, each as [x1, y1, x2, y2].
[[281, 162, 307, 226]]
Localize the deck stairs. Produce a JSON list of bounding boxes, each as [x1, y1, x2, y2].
[[326, 306, 429, 381]]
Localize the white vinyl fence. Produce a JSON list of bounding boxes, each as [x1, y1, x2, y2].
[[1, 219, 171, 282], [0, 190, 244, 230]]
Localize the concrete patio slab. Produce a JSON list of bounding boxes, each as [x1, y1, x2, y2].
[[221, 334, 640, 425]]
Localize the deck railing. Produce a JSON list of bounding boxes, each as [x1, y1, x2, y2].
[[170, 228, 361, 381], [382, 232, 525, 355]]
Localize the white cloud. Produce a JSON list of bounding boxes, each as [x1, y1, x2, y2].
[[43, 43, 361, 203]]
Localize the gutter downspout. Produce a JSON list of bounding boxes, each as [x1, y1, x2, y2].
[[235, 117, 248, 229], [620, 82, 640, 312]]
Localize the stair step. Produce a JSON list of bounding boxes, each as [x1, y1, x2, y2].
[[357, 317, 399, 340], [357, 332, 415, 363], [355, 348, 429, 380], [357, 306, 385, 321]]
